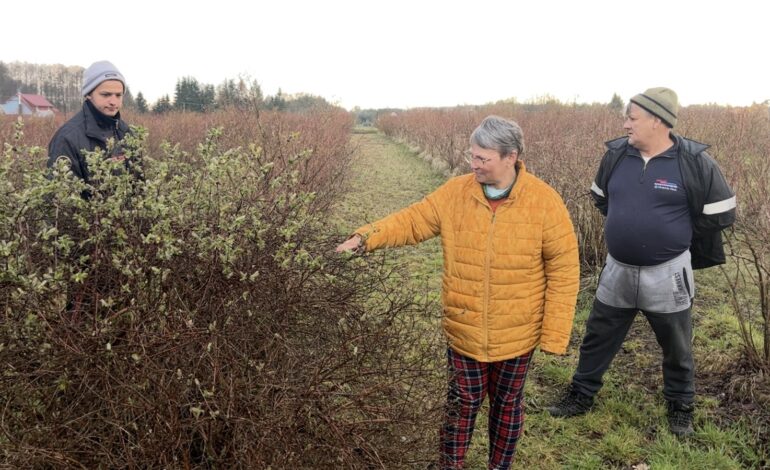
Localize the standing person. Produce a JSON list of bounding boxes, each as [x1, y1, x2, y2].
[[46, 60, 138, 315], [336, 116, 580, 469], [48, 60, 136, 185], [547, 87, 736, 437]]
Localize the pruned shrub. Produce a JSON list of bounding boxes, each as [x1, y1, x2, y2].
[[0, 117, 443, 468]]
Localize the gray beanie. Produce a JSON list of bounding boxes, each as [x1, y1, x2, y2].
[[630, 87, 679, 128], [82, 60, 126, 97]]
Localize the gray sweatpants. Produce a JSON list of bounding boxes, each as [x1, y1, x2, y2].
[[572, 250, 695, 404]]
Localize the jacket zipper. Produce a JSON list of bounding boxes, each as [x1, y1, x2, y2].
[[639, 158, 649, 183], [483, 210, 496, 361]]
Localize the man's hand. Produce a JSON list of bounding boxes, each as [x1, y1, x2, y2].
[[335, 234, 363, 253]]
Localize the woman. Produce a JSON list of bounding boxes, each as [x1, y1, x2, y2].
[[336, 115, 580, 468]]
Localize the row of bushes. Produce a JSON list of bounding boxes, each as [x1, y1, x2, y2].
[[0, 111, 444, 467]]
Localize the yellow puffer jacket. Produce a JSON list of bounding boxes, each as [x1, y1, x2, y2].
[[355, 162, 580, 362]]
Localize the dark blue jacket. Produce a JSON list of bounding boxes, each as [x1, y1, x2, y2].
[[591, 135, 736, 269]]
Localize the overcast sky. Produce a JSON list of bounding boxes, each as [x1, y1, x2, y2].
[[5, 0, 769, 109]]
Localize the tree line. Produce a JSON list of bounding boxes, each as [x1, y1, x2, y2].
[[1, 61, 335, 115], [1, 61, 93, 113]]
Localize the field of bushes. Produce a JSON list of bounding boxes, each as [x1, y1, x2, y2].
[[1, 101, 768, 467]]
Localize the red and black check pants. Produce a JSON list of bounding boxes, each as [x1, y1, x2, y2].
[[440, 348, 533, 470]]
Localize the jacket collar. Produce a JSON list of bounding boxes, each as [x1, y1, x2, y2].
[[605, 133, 710, 156], [82, 100, 127, 143], [671, 133, 710, 156], [470, 160, 528, 206], [84, 99, 121, 129], [626, 137, 679, 160]]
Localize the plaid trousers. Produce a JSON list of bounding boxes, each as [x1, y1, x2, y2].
[[440, 348, 533, 470]]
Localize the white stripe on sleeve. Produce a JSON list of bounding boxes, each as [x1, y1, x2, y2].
[[703, 196, 736, 215], [590, 181, 605, 197]]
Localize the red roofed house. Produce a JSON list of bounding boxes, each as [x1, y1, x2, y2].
[[2, 93, 59, 117]]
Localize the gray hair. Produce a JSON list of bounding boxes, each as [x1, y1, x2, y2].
[[470, 115, 525, 157]]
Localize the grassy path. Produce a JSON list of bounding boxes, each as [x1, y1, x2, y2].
[[331, 130, 761, 469], [332, 130, 445, 296]]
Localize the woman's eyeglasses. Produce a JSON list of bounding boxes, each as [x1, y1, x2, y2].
[[465, 151, 493, 165]]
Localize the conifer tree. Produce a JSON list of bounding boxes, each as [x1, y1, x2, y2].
[[135, 92, 149, 113]]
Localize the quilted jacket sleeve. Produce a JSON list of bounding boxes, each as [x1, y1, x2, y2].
[[354, 182, 447, 251], [539, 192, 580, 355]]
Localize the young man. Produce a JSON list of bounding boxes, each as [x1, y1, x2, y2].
[[547, 87, 736, 437], [48, 60, 133, 184], [337, 116, 580, 469]]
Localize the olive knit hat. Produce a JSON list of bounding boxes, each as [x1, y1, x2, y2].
[[630, 87, 679, 128], [82, 60, 126, 97]]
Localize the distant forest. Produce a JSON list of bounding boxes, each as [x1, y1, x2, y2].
[[0, 61, 95, 113], [1, 60, 338, 115]]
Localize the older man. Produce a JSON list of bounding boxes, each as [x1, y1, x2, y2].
[[337, 115, 580, 469], [547, 88, 736, 437]]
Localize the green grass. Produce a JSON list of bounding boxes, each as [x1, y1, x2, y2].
[[331, 131, 445, 300], [331, 131, 767, 469], [351, 125, 379, 134]]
